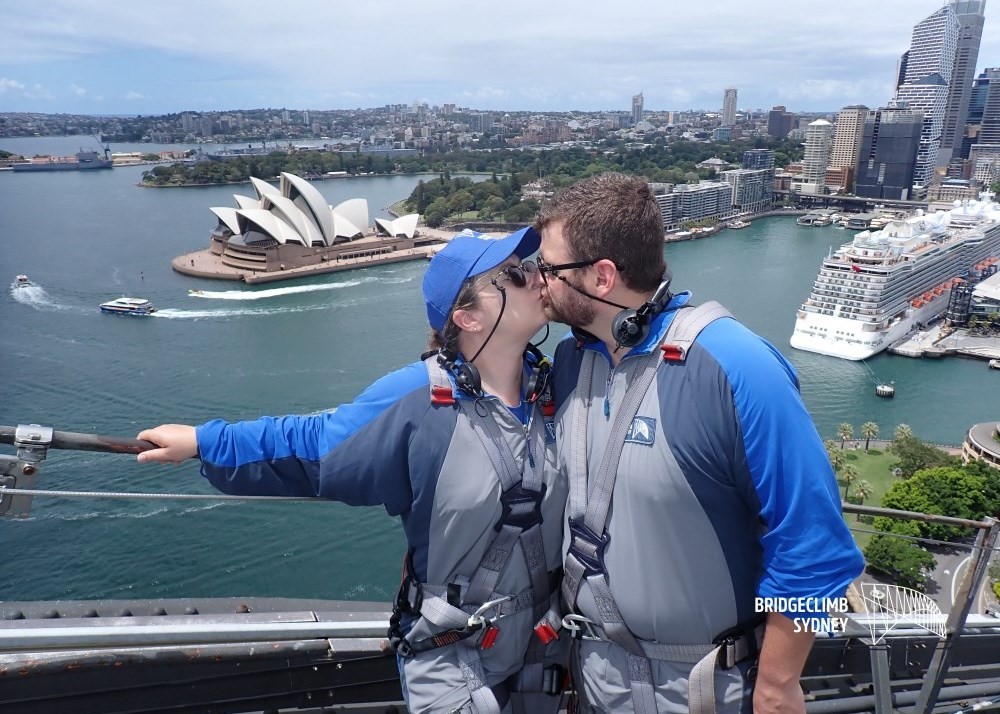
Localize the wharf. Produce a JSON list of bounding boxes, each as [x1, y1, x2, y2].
[[889, 323, 1000, 360], [173, 228, 453, 285]]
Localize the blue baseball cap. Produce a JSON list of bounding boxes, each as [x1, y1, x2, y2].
[[423, 226, 540, 334]]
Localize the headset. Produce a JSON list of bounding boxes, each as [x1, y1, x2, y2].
[[609, 268, 674, 350], [425, 341, 551, 403]]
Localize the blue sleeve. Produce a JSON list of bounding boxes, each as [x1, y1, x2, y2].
[[699, 320, 865, 616], [195, 362, 430, 516]]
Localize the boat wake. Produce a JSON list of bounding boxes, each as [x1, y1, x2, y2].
[[188, 275, 413, 301], [153, 304, 333, 319], [9, 283, 84, 313]]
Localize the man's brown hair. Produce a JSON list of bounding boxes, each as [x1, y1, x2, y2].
[[535, 172, 666, 292]]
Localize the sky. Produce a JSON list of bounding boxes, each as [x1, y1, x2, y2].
[[2, 0, 1000, 116]]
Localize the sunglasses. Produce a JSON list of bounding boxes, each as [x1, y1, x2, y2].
[[492, 259, 539, 289], [536, 256, 599, 281]]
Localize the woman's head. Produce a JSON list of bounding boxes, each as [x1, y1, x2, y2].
[[423, 227, 546, 354]]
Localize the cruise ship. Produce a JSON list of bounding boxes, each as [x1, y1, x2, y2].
[[791, 196, 1000, 360]]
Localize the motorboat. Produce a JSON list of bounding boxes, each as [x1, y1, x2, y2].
[[187, 289, 206, 297], [13, 274, 33, 288], [99, 297, 156, 316], [989, 358, 1000, 370]]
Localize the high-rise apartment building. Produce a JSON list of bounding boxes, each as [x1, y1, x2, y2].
[[767, 106, 794, 138], [795, 120, 833, 195], [855, 102, 923, 200], [742, 149, 775, 170], [893, 4, 960, 187], [939, 0, 986, 165], [830, 105, 869, 171], [722, 88, 738, 126], [632, 93, 644, 126]]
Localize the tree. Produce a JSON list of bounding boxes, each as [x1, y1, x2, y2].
[[861, 422, 879, 452], [841, 464, 859, 500], [864, 534, 935, 590], [880, 466, 987, 541], [894, 424, 913, 442], [853, 480, 874, 515], [889, 436, 958, 479], [837, 423, 854, 450], [826, 442, 845, 476]]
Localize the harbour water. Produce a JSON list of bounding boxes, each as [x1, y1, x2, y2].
[[0, 140, 996, 603]]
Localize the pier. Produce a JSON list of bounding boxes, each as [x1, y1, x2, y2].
[[889, 323, 1000, 361]]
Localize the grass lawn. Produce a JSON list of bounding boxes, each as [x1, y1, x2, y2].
[[835, 447, 899, 551]]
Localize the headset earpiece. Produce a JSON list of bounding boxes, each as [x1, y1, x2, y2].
[[523, 343, 552, 404], [609, 272, 674, 350], [436, 350, 483, 397]]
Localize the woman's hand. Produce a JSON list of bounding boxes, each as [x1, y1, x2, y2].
[[136, 424, 198, 464]]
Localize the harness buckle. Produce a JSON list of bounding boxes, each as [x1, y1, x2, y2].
[[566, 517, 610, 577], [561, 613, 603, 641], [495, 482, 546, 532], [467, 595, 512, 629], [534, 621, 559, 645]]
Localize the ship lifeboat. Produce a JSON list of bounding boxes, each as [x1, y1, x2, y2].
[[922, 292, 935, 301], [934, 287, 945, 296], [911, 298, 924, 308]]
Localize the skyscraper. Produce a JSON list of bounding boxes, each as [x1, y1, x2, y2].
[[830, 105, 869, 170], [939, 0, 986, 165], [855, 102, 923, 200], [632, 93, 644, 126], [722, 87, 738, 126], [767, 106, 794, 138], [893, 4, 960, 187], [797, 120, 833, 195]]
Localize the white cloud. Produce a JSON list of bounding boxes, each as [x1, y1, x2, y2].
[[124, 90, 145, 101], [0, 77, 26, 94], [25, 83, 54, 100], [69, 83, 86, 96]]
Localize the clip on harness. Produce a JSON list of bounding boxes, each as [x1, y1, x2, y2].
[[386, 356, 564, 714], [561, 301, 763, 714]]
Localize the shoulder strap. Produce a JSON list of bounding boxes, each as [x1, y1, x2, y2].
[[660, 300, 732, 362]]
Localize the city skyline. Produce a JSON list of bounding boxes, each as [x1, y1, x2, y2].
[[4, 1, 1000, 115]]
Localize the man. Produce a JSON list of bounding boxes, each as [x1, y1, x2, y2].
[[534, 173, 864, 713]]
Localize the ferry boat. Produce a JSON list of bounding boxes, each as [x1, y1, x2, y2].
[[791, 195, 1000, 360], [13, 274, 32, 288], [990, 358, 1000, 370], [99, 297, 157, 316], [726, 219, 750, 229]]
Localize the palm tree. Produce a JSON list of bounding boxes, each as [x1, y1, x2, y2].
[[894, 424, 913, 442], [837, 423, 855, 450], [827, 446, 846, 476], [841, 464, 859, 500], [861, 422, 879, 452], [853, 479, 873, 507]]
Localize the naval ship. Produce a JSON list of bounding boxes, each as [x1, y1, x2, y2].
[[1, 424, 998, 714], [791, 195, 1000, 361]]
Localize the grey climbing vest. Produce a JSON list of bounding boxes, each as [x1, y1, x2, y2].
[[561, 301, 763, 714], [391, 356, 563, 714]]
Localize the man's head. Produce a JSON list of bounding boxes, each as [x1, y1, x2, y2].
[[534, 173, 667, 330]]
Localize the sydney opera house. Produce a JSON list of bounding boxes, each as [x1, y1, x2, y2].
[[204, 172, 427, 274]]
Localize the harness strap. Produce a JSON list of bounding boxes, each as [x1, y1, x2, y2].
[[562, 301, 735, 714]]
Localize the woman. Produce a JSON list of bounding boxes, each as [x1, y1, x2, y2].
[[137, 227, 567, 714]]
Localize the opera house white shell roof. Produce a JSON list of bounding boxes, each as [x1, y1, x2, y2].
[[210, 172, 421, 247]]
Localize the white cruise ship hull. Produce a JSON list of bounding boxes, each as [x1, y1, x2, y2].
[[791, 291, 950, 360]]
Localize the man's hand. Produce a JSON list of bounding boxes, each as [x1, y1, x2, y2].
[[137, 424, 198, 464], [752, 612, 812, 714]]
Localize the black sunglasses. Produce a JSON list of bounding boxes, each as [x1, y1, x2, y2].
[[492, 259, 539, 289], [536, 256, 599, 281]]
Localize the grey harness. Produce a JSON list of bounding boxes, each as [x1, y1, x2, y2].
[[394, 357, 562, 714], [561, 301, 762, 714]]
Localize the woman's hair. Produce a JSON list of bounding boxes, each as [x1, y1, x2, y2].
[[426, 269, 496, 352]]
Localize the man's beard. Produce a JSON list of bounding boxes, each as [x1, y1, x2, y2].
[[543, 286, 596, 328]]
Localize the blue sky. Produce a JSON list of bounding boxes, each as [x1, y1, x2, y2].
[[2, 1, 999, 115]]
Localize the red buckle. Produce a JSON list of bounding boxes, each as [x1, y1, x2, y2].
[[480, 625, 499, 650], [534, 622, 559, 645], [431, 386, 455, 405], [541, 401, 555, 417], [661, 344, 685, 362]]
